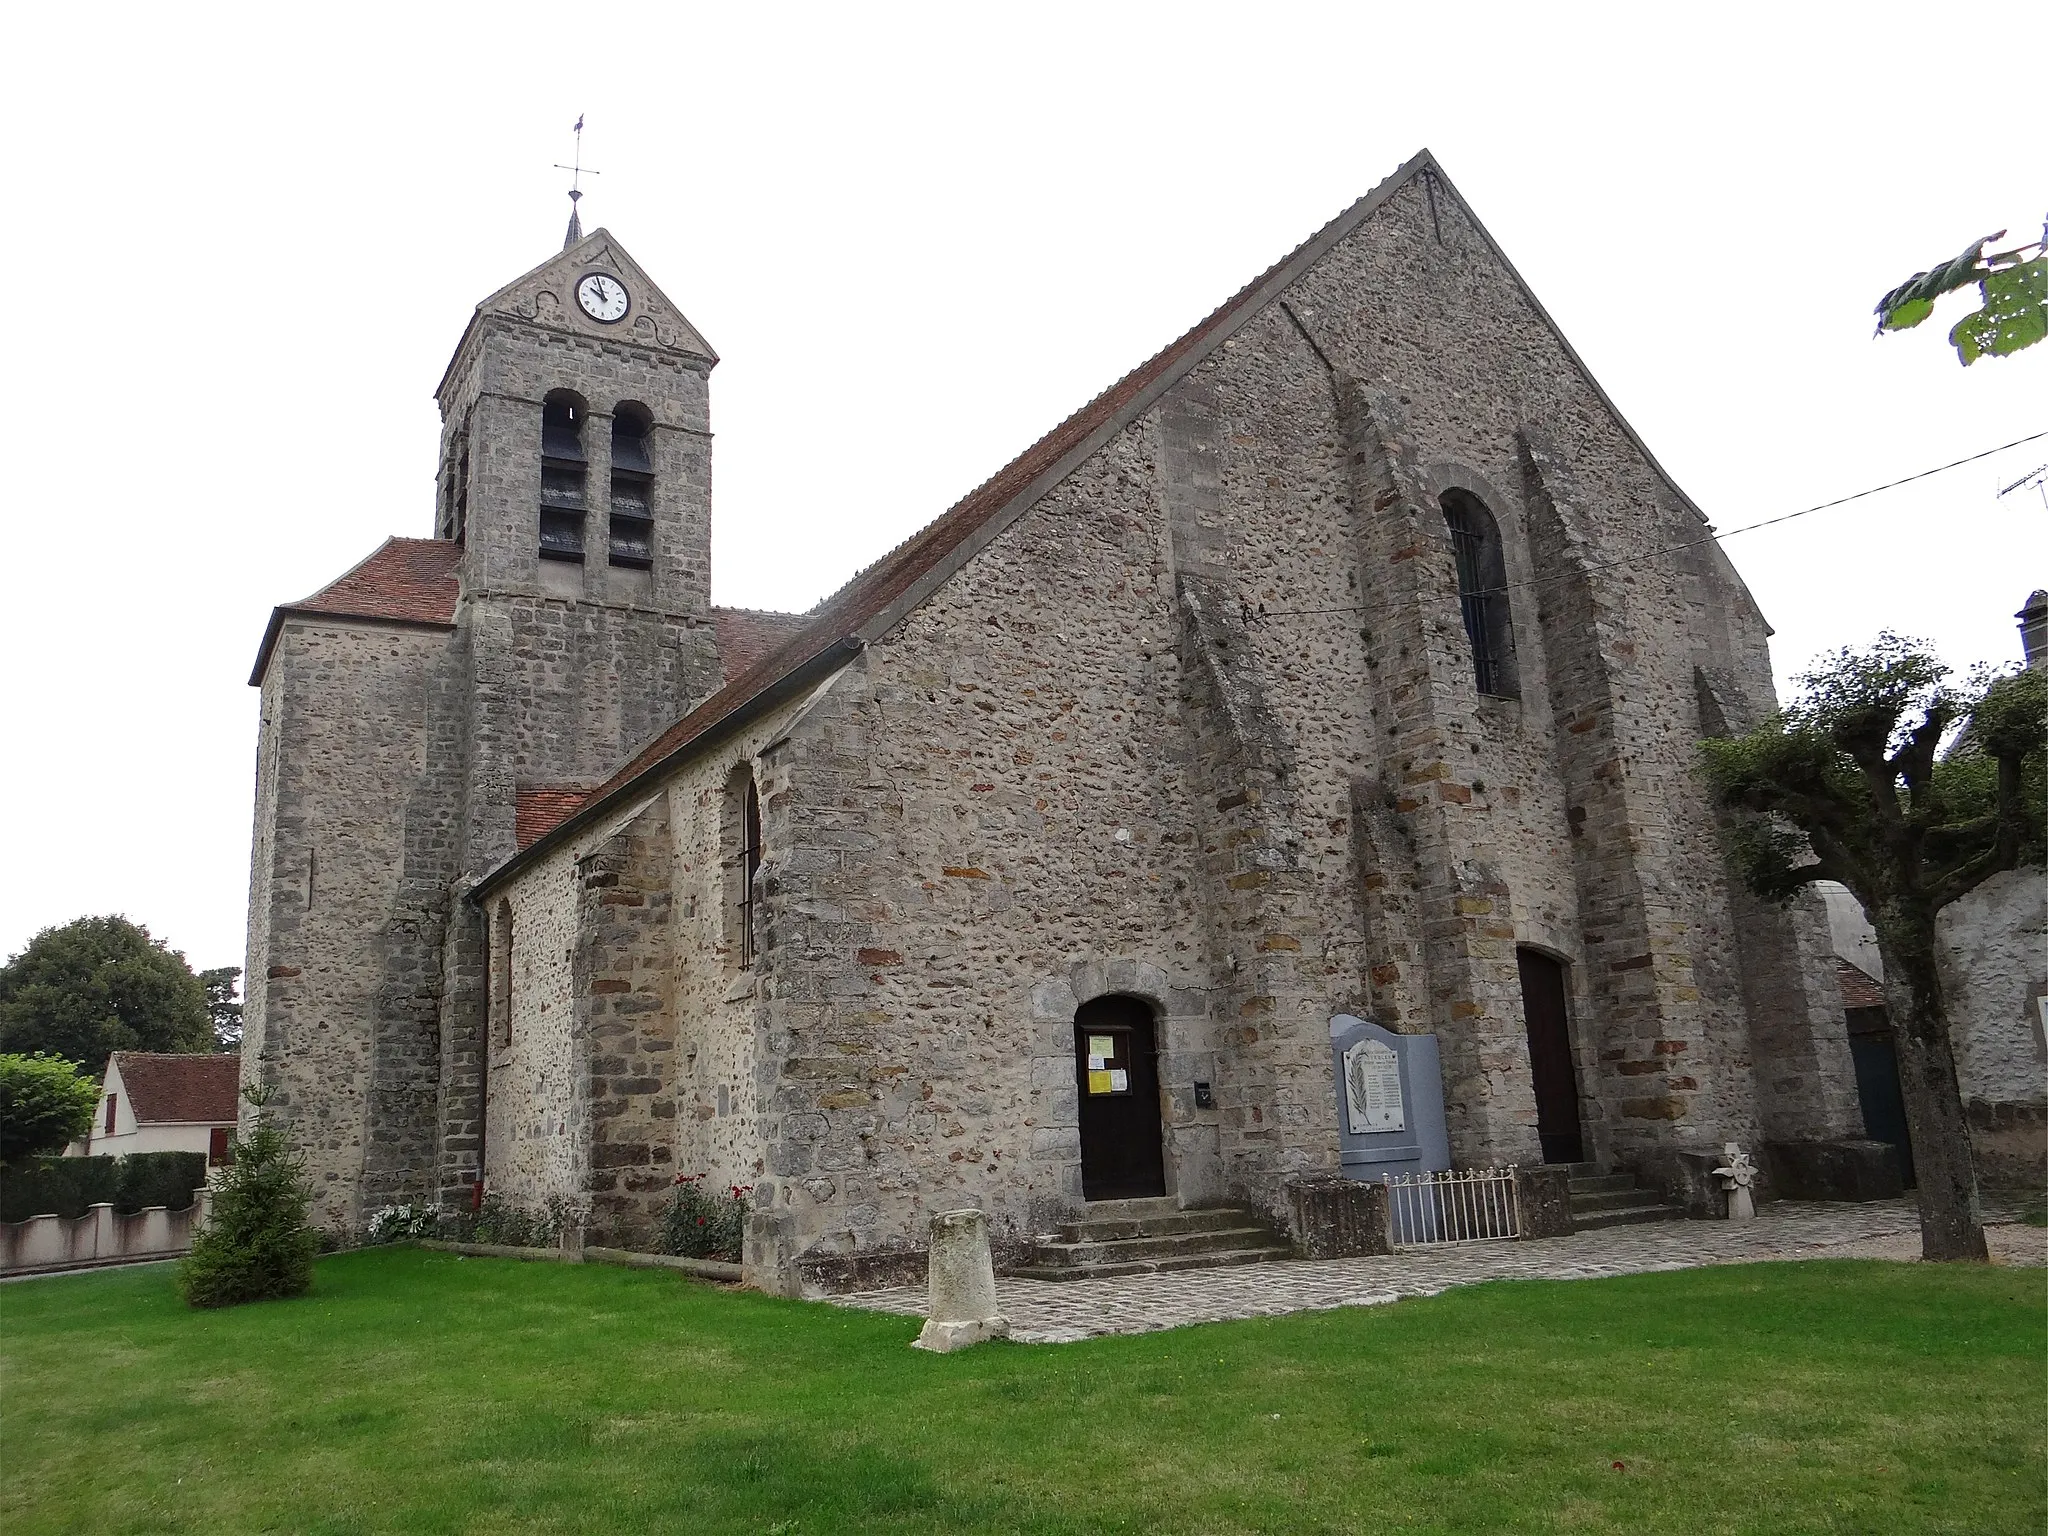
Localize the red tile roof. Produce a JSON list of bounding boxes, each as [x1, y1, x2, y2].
[[516, 785, 593, 850], [1837, 959, 1887, 1012], [109, 1052, 240, 1125], [479, 152, 1445, 896], [250, 538, 463, 684], [712, 606, 808, 684]]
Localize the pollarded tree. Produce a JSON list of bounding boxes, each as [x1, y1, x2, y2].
[[1702, 637, 2045, 1260]]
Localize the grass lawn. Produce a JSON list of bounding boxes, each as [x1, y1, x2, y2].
[[1, 1249, 2040, 1534]]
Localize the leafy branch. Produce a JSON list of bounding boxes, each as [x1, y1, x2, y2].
[[1874, 221, 2048, 364]]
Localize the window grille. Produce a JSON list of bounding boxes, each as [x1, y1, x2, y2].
[[1440, 489, 1516, 697], [1444, 503, 1498, 694]]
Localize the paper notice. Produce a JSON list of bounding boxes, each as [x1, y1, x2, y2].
[[1087, 1056, 1105, 1071], [1108, 1069, 1129, 1092], [1087, 1070, 1114, 1096], [1088, 1035, 1115, 1060]]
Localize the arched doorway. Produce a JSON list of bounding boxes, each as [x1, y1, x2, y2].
[[1516, 948, 1585, 1165], [1074, 995, 1166, 1200]]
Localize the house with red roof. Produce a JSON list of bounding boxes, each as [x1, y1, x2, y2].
[[245, 152, 1880, 1285], [86, 1052, 241, 1165]]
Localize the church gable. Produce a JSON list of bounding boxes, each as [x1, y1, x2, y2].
[[437, 228, 716, 404], [487, 150, 1672, 880]]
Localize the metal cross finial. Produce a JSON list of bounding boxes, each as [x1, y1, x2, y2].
[[554, 114, 602, 249]]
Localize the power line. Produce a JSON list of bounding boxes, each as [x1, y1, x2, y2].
[[1246, 428, 2048, 622]]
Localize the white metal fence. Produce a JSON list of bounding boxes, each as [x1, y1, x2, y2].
[[1383, 1166, 1520, 1247]]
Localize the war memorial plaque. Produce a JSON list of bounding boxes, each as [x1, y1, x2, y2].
[[1328, 1014, 1450, 1180], [1343, 1036, 1406, 1133]]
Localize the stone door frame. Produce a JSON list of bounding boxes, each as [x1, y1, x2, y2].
[[1028, 959, 1215, 1211]]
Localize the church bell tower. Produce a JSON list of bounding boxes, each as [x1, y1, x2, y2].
[[432, 227, 725, 875]]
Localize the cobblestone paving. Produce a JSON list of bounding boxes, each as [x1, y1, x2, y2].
[[833, 1199, 2042, 1345]]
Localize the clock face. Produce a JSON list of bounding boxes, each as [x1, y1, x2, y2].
[[576, 273, 629, 323]]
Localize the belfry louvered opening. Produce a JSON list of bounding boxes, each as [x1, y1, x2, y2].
[[608, 401, 655, 568], [538, 391, 589, 562]]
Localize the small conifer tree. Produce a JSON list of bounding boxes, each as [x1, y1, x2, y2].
[[180, 1088, 316, 1308]]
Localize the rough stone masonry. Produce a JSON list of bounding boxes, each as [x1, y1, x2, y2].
[[245, 150, 1895, 1292]]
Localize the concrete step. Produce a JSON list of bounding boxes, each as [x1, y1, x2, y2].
[[1573, 1203, 1685, 1230], [1037, 1225, 1284, 1267], [1562, 1162, 1602, 1181], [1570, 1185, 1666, 1213], [1058, 1207, 1251, 1243], [1568, 1173, 1638, 1197], [1000, 1244, 1292, 1283]]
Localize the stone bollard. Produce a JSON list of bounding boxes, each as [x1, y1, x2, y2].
[[913, 1209, 1010, 1353]]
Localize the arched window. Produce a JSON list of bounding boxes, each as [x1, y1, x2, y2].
[[609, 401, 654, 569], [492, 899, 514, 1045], [538, 390, 589, 562], [1440, 489, 1517, 697], [738, 775, 762, 968]]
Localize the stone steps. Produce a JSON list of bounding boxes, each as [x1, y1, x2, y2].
[[1053, 1207, 1250, 1243], [1570, 1185, 1666, 1214], [1565, 1165, 1684, 1230], [1001, 1201, 1292, 1282], [1572, 1203, 1686, 1231], [1568, 1173, 1638, 1197], [1002, 1242, 1292, 1283]]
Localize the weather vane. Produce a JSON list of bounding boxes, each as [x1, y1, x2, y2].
[[555, 115, 601, 249]]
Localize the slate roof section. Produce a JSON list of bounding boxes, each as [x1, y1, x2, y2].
[[109, 1052, 241, 1125], [516, 785, 594, 851], [1837, 959, 1887, 1013], [250, 537, 463, 685], [712, 606, 808, 685]]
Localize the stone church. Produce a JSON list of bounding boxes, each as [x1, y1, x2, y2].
[[244, 150, 1867, 1291]]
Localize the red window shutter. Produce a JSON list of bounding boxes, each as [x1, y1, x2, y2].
[[105, 1094, 118, 1134], [209, 1126, 231, 1165]]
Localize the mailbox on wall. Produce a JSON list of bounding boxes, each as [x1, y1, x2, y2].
[[1328, 1014, 1451, 1182]]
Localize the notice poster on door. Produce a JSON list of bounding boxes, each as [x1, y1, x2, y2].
[[1087, 1069, 1115, 1096], [1344, 1036, 1406, 1133]]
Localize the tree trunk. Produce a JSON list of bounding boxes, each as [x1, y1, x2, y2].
[[1874, 927, 1987, 1262]]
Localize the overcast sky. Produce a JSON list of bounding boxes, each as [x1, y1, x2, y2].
[[2, 3, 2042, 981]]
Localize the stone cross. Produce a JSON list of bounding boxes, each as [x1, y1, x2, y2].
[[1712, 1142, 1758, 1222], [913, 1209, 1010, 1352]]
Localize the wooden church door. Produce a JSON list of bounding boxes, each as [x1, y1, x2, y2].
[[1074, 996, 1167, 1201], [1517, 948, 1586, 1166]]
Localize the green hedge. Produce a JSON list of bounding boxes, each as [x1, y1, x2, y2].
[[0, 1152, 209, 1223]]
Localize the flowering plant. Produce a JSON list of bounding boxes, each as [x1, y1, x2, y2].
[[364, 1203, 439, 1244], [658, 1173, 752, 1262]]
